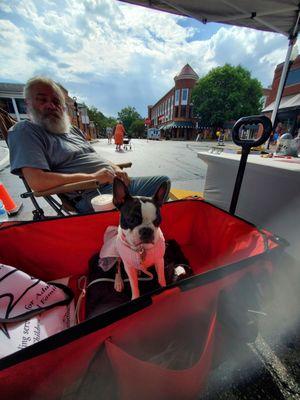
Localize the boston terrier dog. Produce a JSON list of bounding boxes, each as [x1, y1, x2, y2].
[[113, 177, 168, 300]]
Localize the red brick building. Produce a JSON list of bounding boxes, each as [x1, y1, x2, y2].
[[263, 55, 300, 136], [147, 64, 199, 140]]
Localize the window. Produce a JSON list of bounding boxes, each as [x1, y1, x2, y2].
[[15, 98, 26, 114], [0, 98, 14, 113], [286, 68, 300, 86], [175, 89, 180, 106], [181, 88, 189, 105], [167, 98, 171, 120]]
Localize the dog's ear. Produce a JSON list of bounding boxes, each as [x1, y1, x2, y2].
[[153, 181, 169, 207], [113, 178, 130, 209]]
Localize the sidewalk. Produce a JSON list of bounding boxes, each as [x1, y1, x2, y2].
[[0, 141, 9, 171]]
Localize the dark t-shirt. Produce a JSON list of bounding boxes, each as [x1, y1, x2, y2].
[[8, 120, 112, 176]]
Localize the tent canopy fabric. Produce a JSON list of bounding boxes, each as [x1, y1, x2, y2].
[[263, 93, 300, 112], [118, 0, 300, 37]]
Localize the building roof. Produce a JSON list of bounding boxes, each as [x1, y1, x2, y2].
[[262, 93, 300, 112], [174, 64, 199, 81], [0, 83, 24, 96]]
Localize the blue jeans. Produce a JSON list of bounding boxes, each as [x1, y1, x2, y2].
[[75, 176, 171, 213]]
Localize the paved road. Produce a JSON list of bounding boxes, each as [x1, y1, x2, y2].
[[0, 139, 213, 220], [92, 138, 210, 191]]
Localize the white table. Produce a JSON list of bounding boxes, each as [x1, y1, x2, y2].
[[197, 151, 300, 260]]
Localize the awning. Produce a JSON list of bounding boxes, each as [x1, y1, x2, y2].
[[119, 1, 300, 37], [168, 121, 194, 129], [160, 123, 171, 130], [262, 93, 300, 112]]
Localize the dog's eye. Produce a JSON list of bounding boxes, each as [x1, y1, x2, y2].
[[127, 214, 143, 229]]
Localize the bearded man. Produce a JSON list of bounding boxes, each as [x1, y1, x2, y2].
[[8, 77, 170, 212]]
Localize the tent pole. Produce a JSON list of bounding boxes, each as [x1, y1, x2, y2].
[[265, 9, 300, 148], [270, 37, 296, 128], [270, 9, 300, 126]]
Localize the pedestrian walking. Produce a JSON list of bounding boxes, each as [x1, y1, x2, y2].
[[114, 121, 125, 152], [106, 127, 113, 144]]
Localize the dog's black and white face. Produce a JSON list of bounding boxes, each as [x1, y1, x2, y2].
[[113, 178, 168, 247]]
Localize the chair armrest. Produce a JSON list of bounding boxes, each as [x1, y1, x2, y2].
[[33, 162, 132, 197], [117, 162, 132, 169], [33, 179, 100, 197]]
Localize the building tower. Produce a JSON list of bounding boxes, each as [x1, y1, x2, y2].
[[173, 64, 199, 139], [147, 64, 199, 140]]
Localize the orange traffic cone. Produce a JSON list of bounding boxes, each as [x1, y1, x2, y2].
[[0, 182, 23, 216]]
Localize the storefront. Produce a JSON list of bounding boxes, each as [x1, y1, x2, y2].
[[161, 121, 195, 140], [263, 93, 300, 137]]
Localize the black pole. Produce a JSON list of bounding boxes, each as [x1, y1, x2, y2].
[[229, 147, 249, 215], [73, 96, 80, 128]]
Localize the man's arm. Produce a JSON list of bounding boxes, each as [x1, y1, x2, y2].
[[22, 167, 117, 192]]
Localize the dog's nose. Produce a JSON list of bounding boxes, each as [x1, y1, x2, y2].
[[139, 227, 154, 243]]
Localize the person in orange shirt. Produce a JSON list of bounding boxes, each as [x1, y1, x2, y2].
[[114, 121, 125, 152]]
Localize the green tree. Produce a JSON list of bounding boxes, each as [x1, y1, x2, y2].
[[117, 106, 142, 133], [87, 106, 116, 135], [191, 64, 263, 128], [106, 116, 117, 127], [86, 106, 106, 134], [130, 119, 146, 138]]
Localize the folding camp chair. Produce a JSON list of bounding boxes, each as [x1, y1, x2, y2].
[[0, 107, 132, 220]]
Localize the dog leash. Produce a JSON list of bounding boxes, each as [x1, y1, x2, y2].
[[119, 231, 147, 261], [87, 274, 154, 287], [119, 232, 154, 278]]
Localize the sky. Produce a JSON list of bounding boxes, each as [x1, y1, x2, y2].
[[0, 0, 290, 118]]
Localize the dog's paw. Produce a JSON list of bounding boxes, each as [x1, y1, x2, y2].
[[158, 277, 166, 287], [114, 273, 124, 292]]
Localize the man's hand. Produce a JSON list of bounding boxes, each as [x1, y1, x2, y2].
[[93, 168, 117, 185], [112, 166, 130, 186]]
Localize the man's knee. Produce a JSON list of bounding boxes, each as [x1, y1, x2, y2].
[[159, 176, 171, 201]]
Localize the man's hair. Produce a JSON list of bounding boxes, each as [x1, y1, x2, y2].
[[24, 76, 65, 105]]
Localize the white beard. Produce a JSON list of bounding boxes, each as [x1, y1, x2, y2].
[[29, 108, 71, 134]]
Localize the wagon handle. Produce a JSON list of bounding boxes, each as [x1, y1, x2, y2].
[[230, 115, 272, 215]]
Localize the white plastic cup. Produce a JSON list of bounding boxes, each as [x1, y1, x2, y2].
[[91, 194, 115, 212]]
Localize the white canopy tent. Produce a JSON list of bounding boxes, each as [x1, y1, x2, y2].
[[119, 0, 300, 126]]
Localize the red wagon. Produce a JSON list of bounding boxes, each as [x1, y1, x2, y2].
[[0, 198, 283, 399]]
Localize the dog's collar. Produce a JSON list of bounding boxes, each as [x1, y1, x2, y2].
[[119, 231, 149, 262]]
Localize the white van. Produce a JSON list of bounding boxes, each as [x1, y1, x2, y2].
[[147, 128, 161, 140]]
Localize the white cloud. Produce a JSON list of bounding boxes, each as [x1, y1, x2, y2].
[[0, 0, 290, 115], [0, 20, 37, 81], [0, 3, 13, 13]]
